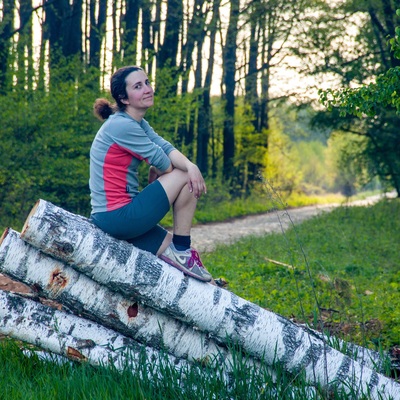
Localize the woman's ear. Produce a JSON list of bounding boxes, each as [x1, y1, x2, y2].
[[120, 97, 129, 105]]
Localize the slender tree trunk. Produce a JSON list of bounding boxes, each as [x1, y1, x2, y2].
[[196, 8, 218, 174], [18, 200, 400, 399], [141, 0, 154, 72], [245, 13, 259, 132], [157, 0, 182, 69], [64, 0, 83, 60], [122, 0, 140, 65], [89, 0, 107, 70], [0, 0, 15, 94], [16, 1, 34, 91], [222, 0, 239, 180]]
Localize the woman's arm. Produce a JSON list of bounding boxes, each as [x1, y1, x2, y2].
[[168, 149, 207, 198]]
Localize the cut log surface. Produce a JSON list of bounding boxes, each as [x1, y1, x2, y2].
[[0, 228, 252, 368], [0, 289, 186, 372], [20, 200, 400, 399]]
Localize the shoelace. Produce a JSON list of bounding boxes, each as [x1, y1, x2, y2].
[[188, 249, 204, 268]]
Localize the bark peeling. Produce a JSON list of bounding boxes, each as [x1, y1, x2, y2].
[[127, 303, 139, 318]]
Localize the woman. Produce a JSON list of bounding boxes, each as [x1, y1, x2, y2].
[[89, 65, 212, 282]]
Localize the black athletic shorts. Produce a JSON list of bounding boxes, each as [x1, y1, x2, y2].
[[91, 180, 170, 255]]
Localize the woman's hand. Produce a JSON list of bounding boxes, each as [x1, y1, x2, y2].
[[148, 164, 172, 184], [148, 166, 159, 184], [187, 163, 207, 199]]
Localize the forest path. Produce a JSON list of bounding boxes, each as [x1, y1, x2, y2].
[[192, 192, 396, 253]]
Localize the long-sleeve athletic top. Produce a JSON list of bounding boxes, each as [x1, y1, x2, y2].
[[89, 111, 175, 213]]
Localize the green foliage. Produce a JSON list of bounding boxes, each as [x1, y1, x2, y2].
[[319, 67, 400, 117], [318, 10, 400, 195], [0, 339, 323, 400], [0, 68, 100, 230], [203, 199, 400, 348]]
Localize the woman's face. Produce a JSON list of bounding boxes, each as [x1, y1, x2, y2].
[[123, 70, 154, 112]]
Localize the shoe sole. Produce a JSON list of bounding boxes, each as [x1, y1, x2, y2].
[[159, 255, 212, 282]]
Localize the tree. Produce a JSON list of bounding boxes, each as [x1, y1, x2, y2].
[[319, 8, 400, 196], [240, 0, 309, 187], [0, 0, 15, 93], [222, 0, 239, 180]]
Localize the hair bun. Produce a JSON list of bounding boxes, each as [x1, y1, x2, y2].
[[93, 98, 116, 120]]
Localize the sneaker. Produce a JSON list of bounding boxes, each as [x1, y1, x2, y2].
[[160, 243, 213, 282]]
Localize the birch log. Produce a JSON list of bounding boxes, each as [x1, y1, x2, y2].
[[20, 199, 400, 399], [0, 227, 387, 377], [0, 228, 258, 370], [0, 289, 187, 373]]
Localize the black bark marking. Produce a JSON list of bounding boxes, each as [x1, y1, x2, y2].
[[280, 319, 328, 372], [91, 229, 133, 267], [368, 370, 380, 394], [6, 293, 29, 314], [219, 293, 259, 342], [165, 278, 190, 321], [45, 328, 55, 338], [336, 354, 351, 382], [213, 288, 222, 305], [281, 321, 303, 365], [133, 253, 163, 287], [52, 240, 74, 256]]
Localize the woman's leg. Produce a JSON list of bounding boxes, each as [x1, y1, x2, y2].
[[157, 168, 197, 245], [156, 169, 212, 282]]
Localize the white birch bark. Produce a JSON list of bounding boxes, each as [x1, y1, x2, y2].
[[20, 199, 400, 399], [0, 228, 256, 370], [0, 289, 186, 373]]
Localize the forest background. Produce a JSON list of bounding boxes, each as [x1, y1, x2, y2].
[[0, 0, 399, 230]]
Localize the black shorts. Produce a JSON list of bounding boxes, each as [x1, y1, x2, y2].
[[91, 180, 170, 255]]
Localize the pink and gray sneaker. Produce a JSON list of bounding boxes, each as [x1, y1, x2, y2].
[[160, 243, 213, 282]]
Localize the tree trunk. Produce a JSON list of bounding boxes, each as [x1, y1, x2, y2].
[[121, 0, 140, 65], [222, 0, 239, 180], [0, 228, 253, 369], [89, 0, 107, 71], [0, 0, 15, 94], [19, 199, 400, 399], [197, 0, 220, 175], [0, 289, 186, 373], [141, 0, 154, 72], [16, 0, 34, 91]]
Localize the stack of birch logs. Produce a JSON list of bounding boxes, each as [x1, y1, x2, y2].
[[0, 199, 399, 399]]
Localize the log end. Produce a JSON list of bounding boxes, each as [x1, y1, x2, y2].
[[0, 228, 10, 246], [21, 199, 42, 238]]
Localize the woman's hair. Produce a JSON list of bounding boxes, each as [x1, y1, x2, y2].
[[93, 65, 143, 121]]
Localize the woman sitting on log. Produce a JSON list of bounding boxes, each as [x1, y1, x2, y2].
[[89, 65, 212, 282]]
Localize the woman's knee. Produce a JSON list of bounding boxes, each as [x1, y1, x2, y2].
[[158, 169, 188, 202]]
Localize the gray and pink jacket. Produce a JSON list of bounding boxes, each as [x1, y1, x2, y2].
[[89, 111, 175, 213]]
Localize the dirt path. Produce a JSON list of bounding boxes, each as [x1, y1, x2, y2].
[[192, 192, 396, 253], [0, 192, 394, 293]]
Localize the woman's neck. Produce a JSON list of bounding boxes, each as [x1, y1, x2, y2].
[[125, 106, 146, 122]]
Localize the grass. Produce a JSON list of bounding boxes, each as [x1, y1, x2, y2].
[[0, 339, 323, 400]]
